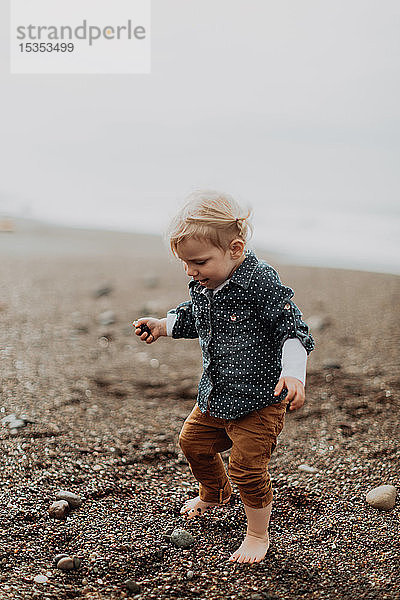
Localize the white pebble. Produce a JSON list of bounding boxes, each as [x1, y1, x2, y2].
[[33, 575, 48, 584], [298, 464, 318, 474], [98, 310, 116, 326], [150, 359, 159, 369], [55, 490, 82, 508], [366, 485, 397, 511]]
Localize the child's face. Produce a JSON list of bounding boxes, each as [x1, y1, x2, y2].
[[176, 237, 245, 289]]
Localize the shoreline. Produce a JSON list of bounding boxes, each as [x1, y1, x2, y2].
[[1, 216, 399, 278]]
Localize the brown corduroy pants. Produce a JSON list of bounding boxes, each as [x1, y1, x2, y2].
[[178, 399, 289, 509]]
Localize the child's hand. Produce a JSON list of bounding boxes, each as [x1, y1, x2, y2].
[[274, 376, 305, 411], [133, 317, 167, 344]]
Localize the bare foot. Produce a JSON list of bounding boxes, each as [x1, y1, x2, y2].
[[228, 532, 270, 564], [180, 495, 229, 520]]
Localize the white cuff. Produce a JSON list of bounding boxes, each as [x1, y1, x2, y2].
[[166, 312, 177, 337], [280, 338, 307, 385]]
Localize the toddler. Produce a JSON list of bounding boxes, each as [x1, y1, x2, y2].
[[135, 191, 314, 564]]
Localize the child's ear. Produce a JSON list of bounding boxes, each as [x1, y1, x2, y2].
[[230, 239, 245, 259]]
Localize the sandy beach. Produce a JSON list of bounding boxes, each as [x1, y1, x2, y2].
[[0, 219, 399, 600]]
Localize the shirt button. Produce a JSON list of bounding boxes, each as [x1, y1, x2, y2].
[[230, 314, 237, 321], [284, 303, 290, 310]]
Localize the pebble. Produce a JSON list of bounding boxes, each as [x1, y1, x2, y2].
[[55, 490, 83, 508], [323, 359, 342, 370], [7, 418, 26, 429], [98, 310, 116, 326], [1, 413, 17, 424], [125, 580, 141, 593], [72, 323, 89, 334], [56, 556, 81, 571], [298, 464, 318, 474], [93, 285, 113, 298], [307, 315, 330, 332], [71, 312, 90, 334], [1, 414, 27, 429], [33, 575, 48, 584], [53, 554, 70, 566], [186, 570, 194, 580], [48, 500, 69, 519], [366, 484, 397, 511], [170, 528, 195, 549]]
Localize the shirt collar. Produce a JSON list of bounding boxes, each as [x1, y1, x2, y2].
[[229, 249, 259, 289], [188, 249, 258, 292]]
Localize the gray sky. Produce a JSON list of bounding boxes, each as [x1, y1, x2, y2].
[[1, 0, 399, 270]]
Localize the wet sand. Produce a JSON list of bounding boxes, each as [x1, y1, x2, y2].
[[0, 219, 398, 600]]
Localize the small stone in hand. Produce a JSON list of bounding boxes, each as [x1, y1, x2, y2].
[[135, 322, 152, 340]]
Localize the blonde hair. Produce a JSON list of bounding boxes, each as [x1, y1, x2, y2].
[[167, 190, 253, 256]]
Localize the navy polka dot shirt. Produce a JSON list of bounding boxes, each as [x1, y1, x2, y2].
[[168, 250, 315, 419]]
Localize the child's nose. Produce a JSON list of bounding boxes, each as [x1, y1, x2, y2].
[[186, 264, 198, 277]]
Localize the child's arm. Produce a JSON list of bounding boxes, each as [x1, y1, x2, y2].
[[259, 268, 315, 410], [135, 299, 199, 343], [166, 301, 199, 339], [259, 267, 315, 355], [274, 338, 307, 411]]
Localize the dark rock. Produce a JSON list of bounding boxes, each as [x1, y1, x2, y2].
[[93, 285, 113, 298], [53, 553, 70, 566], [125, 580, 141, 593], [323, 359, 341, 370]]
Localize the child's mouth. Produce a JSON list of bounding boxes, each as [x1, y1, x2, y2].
[[199, 278, 209, 285]]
